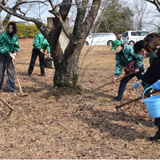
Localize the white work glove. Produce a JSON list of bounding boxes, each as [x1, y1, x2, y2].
[[133, 79, 142, 88], [13, 52, 18, 56], [11, 55, 15, 59], [11, 52, 18, 59]]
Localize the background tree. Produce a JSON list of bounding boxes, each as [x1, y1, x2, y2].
[[132, 0, 150, 30], [0, 0, 102, 93], [95, 0, 133, 35], [0, 0, 33, 31], [145, 0, 160, 33], [0, 0, 8, 30]]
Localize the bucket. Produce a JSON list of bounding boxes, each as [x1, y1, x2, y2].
[[142, 87, 160, 118]]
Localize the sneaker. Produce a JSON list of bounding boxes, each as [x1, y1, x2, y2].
[[112, 96, 122, 101], [41, 73, 46, 77], [27, 73, 31, 77]]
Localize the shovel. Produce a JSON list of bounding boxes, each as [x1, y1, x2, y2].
[[92, 71, 135, 91], [0, 97, 13, 116], [12, 59, 27, 97]]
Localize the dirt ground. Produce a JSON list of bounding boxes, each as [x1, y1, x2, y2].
[[0, 38, 160, 159]]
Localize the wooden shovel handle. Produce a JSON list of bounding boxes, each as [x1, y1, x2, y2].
[[0, 97, 13, 116], [115, 90, 159, 109], [43, 52, 53, 60], [93, 71, 135, 91], [12, 59, 24, 96]]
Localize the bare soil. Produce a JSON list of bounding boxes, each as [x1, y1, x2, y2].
[[0, 38, 159, 159]]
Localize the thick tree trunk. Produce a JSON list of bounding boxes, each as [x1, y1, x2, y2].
[[53, 43, 80, 90], [51, 0, 101, 93]]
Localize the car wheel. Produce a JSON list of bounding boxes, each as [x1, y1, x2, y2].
[[107, 40, 112, 45], [129, 41, 134, 46], [85, 41, 89, 45]]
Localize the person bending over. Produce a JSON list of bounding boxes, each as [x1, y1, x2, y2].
[[111, 40, 146, 101], [27, 29, 50, 77]]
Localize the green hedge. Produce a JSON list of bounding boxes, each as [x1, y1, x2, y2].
[[16, 24, 40, 39]]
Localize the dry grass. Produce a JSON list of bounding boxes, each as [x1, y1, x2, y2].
[[0, 39, 159, 159]]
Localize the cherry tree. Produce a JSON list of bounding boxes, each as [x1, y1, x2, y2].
[[0, 0, 102, 93]]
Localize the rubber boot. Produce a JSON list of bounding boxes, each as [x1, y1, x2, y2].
[[150, 126, 160, 140]]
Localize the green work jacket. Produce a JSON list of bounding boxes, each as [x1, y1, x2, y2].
[[149, 51, 156, 65], [33, 33, 50, 53], [115, 44, 143, 77], [0, 32, 19, 56]]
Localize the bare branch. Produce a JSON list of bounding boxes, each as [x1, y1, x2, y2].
[[13, 0, 48, 9], [0, 3, 49, 40], [0, 0, 8, 12], [49, 7, 71, 39], [48, 0, 54, 9], [146, 0, 160, 11]]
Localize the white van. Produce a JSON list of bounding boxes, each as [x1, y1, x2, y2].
[[123, 31, 149, 45], [85, 33, 117, 46]]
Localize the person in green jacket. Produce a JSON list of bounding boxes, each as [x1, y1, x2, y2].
[[0, 22, 19, 92], [111, 40, 146, 101], [27, 30, 50, 77]]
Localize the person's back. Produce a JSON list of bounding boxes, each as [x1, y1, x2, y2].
[[27, 31, 50, 77]]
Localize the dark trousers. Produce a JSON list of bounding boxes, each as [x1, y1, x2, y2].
[[28, 48, 45, 75], [118, 65, 146, 98], [0, 54, 15, 92], [155, 118, 160, 126]]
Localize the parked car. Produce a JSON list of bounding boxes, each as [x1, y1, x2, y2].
[[85, 33, 117, 46], [123, 30, 149, 45], [118, 37, 124, 44]]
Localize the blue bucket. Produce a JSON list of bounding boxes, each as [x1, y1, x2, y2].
[[142, 87, 160, 118]]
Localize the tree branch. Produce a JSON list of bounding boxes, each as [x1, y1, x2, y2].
[[0, 3, 49, 40], [13, 0, 48, 9], [146, 0, 160, 11], [48, 0, 54, 9], [49, 2, 71, 39]]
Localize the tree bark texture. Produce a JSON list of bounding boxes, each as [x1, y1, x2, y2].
[[51, 0, 101, 90]]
